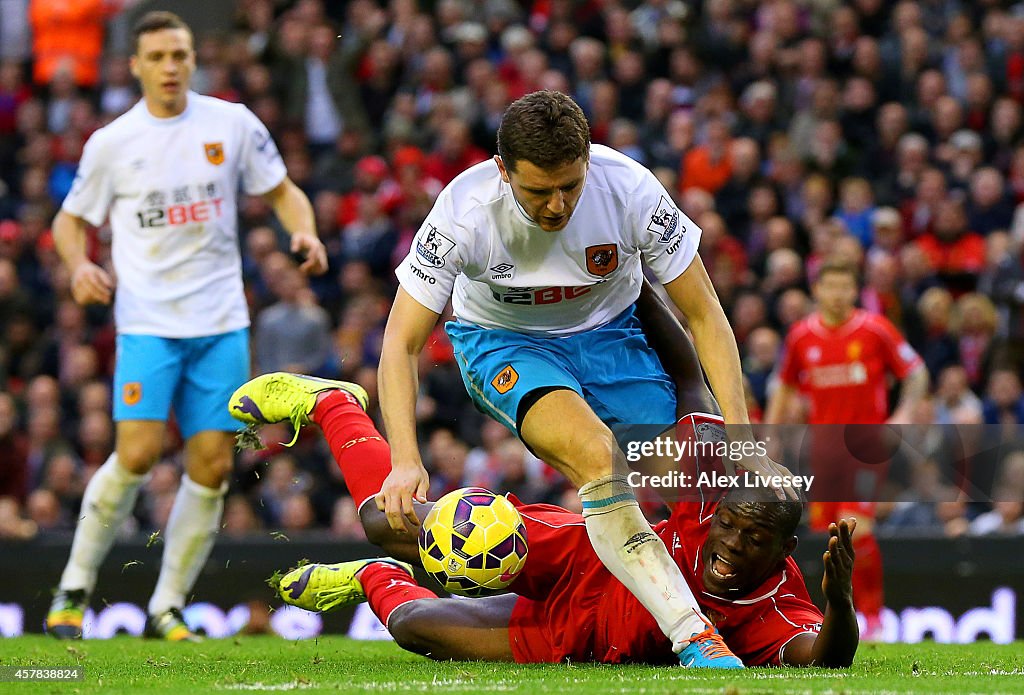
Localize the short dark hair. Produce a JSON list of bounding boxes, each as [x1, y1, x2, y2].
[[132, 11, 192, 54], [816, 258, 859, 284], [723, 485, 804, 540], [497, 90, 591, 172]]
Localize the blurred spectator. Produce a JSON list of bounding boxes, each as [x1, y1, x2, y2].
[[98, 55, 135, 117], [279, 493, 316, 532], [0, 390, 28, 502], [77, 409, 113, 468], [866, 207, 905, 259], [341, 194, 400, 276], [715, 138, 763, 232], [909, 287, 959, 380], [967, 167, 1014, 235], [861, 252, 902, 327], [933, 365, 984, 425], [836, 177, 877, 247], [254, 256, 332, 375], [330, 495, 366, 540], [679, 116, 732, 195], [743, 326, 781, 410], [258, 453, 312, 526], [423, 117, 489, 185], [138, 461, 177, 534], [968, 450, 1024, 535], [338, 155, 400, 228], [883, 458, 963, 533], [26, 487, 68, 531], [425, 428, 469, 499], [222, 493, 262, 537], [41, 451, 82, 517], [950, 292, 998, 389], [982, 369, 1024, 425], [913, 198, 986, 293], [29, 0, 122, 89], [0, 495, 36, 539]]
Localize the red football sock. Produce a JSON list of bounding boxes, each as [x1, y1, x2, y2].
[[359, 562, 436, 628], [312, 391, 392, 508], [852, 531, 884, 620]]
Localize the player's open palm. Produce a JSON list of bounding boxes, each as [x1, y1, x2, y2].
[[822, 518, 856, 606], [376, 463, 430, 533], [70, 262, 114, 306]]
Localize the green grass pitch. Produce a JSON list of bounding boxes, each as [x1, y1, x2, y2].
[[1, 637, 1022, 694]]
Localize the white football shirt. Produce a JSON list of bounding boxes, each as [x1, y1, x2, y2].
[[395, 144, 701, 335], [62, 92, 286, 337]]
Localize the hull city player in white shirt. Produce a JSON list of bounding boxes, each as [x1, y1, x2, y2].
[[46, 11, 327, 642], [378, 91, 795, 668], [394, 143, 696, 334]]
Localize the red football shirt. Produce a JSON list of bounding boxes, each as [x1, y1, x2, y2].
[[778, 309, 922, 424], [508, 498, 823, 666]]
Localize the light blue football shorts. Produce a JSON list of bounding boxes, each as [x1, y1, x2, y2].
[[113, 328, 250, 439], [446, 307, 676, 448]]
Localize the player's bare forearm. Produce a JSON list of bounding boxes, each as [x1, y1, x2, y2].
[[262, 177, 327, 274], [812, 598, 859, 667], [379, 349, 423, 464], [764, 382, 797, 425], [379, 290, 440, 465], [786, 519, 859, 667], [664, 260, 749, 426], [263, 178, 313, 235], [378, 291, 441, 529], [891, 365, 929, 423], [53, 210, 114, 305], [52, 210, 90, 271], [688, 311, 748, 425]]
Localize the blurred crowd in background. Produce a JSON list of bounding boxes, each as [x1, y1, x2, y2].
[[1, 0, 1024, 542]]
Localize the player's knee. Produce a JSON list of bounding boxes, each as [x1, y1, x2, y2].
[[388, 602, 443, 658], [569, 426, 617, 483], [187, 453, 233, 488], [116, 441, 162, 475]]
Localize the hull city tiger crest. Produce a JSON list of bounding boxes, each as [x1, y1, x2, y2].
[[491, 365, 519, 394], [585, 244, 618, 277], [204, 142, 225, 165], [123, 382, 142, 406]]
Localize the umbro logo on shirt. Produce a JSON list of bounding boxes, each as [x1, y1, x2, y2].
[[490, 263, 514, 279]]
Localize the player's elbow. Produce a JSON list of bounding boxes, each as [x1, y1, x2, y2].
[[360, 504, 397, 547], [814, 653, 856, 669]]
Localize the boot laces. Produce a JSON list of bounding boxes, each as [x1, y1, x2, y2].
[[691, 626, 732, 660]]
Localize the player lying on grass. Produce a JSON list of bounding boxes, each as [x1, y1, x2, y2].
[[230, 286, 858, 667]]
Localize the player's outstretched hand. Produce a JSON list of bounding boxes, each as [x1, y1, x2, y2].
[[822, 518, 856, 606], [290, 232, 329, 276], [375, 463, 430, 533], [70, 262, 114, 305]]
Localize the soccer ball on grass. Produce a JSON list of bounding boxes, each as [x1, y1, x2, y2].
[[418, 487, 528, 597]]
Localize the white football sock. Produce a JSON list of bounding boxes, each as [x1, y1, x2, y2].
[[148, 475, 226, 616], [60, 453, 145, 594], [579, 474, 706, 651]]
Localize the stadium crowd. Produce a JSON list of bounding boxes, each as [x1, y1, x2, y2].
[[1, 0, 1023, 542]]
